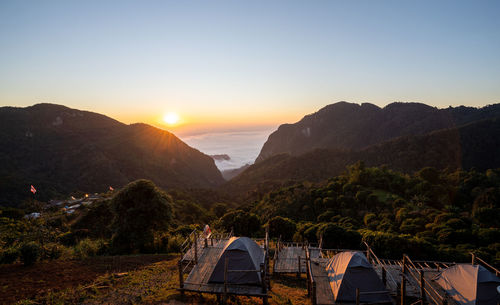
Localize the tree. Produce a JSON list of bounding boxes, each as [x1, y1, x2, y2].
[[111, 179, 172, 253], [219, 210, 261, 237], [267, 216, 296, 241], [317, 223, 361, 249], [211, 203, 229, 218]]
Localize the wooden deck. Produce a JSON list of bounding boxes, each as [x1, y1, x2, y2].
[[274, 246, 307, 273], [310, 258, 335, 305], [273, 245, 322, 274], [182, 237, 229, 262], [180, 237, 268, 299]]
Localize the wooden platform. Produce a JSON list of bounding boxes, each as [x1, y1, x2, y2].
[[308, 256, 397, 305], [182, 237, 228, 262], [273, 246, 322, 274], [310, 258, 335, 305], [274, 246, 307, 273], [181, 237, 268, 298]]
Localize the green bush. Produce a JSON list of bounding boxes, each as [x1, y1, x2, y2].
[[167, 234, 184, 253], [46, 243, 63, 260], [111, 179, 173, 254], [58, 232, 76, 246], [318, 223, 362, 249], [20, 242, 41, 266], [268, 216, 296, 241], [74, 239, 107, 259], [0, 247, 19, 264]]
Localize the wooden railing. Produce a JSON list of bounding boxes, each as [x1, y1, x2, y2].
[[364, 242, 398, 289], [471, 252, 500, 277], [403, 254, 448, 305], [355, 288, 391, 305], [305, 246, 317, 305]]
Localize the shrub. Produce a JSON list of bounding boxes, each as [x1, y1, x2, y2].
[[317, 210, 336, 223], [111, 179, 173, 254], [153, 232, 170, 253], [171, 225, 196, 237], [74, 239, 107, 259], [303, 224, 320, 243], [219, 210, 261, 237], [58, 232, 76, 246], [211, 203, 228, 218], [318, 223, 362, 249], [167, 234, 184, 253], [46, 243, 63, 260], [0, 247, 19, 264], [268, 216, 296, 241], [20, 242, 41, 266]]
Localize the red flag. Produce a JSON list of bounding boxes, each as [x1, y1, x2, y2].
[[30, 185, 36, 194], [109, 186, 114, 191]]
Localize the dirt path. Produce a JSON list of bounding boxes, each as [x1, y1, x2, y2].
[[0, 254, 173, 304]]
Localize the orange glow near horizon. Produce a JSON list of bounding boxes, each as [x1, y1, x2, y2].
[[107, 106, 309, 136]]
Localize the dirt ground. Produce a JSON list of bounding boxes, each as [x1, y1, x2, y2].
[[0, 254, 310, 305], [0, 254, 173, 304]]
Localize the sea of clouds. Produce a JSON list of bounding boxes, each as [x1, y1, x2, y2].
[[181, 128, 276, 171]]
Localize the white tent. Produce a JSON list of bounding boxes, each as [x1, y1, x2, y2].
[[326, 251, 392, 303], [435, 264, 500, 305], [208, 237, 265, 285]]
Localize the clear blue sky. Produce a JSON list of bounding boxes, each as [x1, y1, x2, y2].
[[1, 0, 499, 132]]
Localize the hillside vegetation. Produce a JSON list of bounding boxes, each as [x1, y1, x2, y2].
[[257, 102, 500, 161], [246, 163, 500, 263], [0, 104, 224, 207], [226, 117, 500, 200]]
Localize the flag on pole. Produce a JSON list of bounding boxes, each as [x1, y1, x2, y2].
[[109, 186, 114, 191], [30, 185, 36, 194]]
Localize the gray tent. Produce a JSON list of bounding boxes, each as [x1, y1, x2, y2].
[[435, 264, 500, 305], [326, 251, 392, 303], [208, 237, 265, 285]]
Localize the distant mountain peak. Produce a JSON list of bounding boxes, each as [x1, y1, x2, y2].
[[256, 101, 500, 162], [0, 103, 224, 207]]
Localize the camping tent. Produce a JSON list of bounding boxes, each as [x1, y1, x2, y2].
[[325, 251, 392, 303], [208, 237, 265, 285], [435, 264, 500, 305]]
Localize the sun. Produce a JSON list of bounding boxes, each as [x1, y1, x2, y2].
[[163, 112, 180, 125]]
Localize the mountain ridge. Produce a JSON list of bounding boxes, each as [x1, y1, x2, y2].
[[0, 103, 224, 206], [256, 101, 500, 162], [225, 115, 500, 202]]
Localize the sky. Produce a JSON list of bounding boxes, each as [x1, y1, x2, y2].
[[1, 0, 500, 135]]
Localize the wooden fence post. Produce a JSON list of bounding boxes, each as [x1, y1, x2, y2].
[[223, 258, 228, 304], [306, 251, 311, 296], [420, 270, 426, 305], [261, 263, 268, 305], [297, 256, 301, 278], [178, 260, 184, 297], [312, 281, 317, 305], [471, 253, 475, 265], [194, 232, 198, 265], [401, 255, 407, 305], [442, 293, 448, 305]]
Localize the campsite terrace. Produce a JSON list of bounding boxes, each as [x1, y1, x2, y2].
[[177, 231, 500, 305], [178, 230, 270, 304]]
